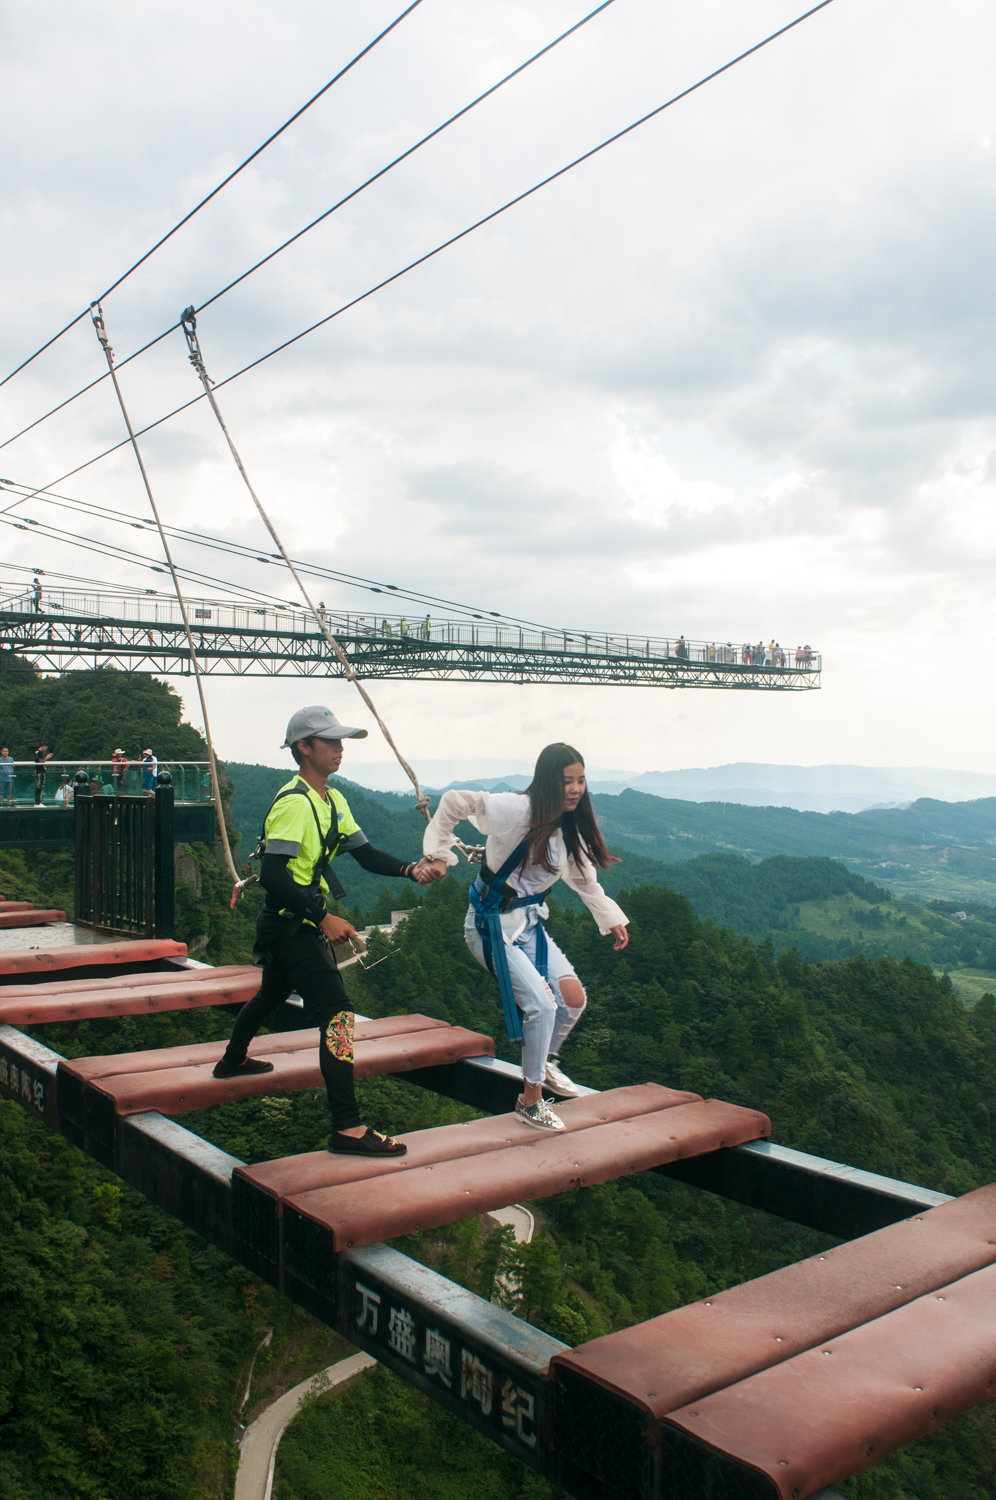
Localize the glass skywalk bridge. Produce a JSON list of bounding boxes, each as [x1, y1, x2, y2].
[[0, 588, 821, 690]]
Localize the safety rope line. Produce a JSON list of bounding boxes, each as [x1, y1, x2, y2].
[[90, 303, 240, 883], [180, 307, 434, 826]]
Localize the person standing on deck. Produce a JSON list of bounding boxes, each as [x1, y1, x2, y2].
[[422, 742, 629, 1134], [141, 749, 158, 792], [111, 748, 128, 793], [34, 744, 52, 805], [212, 706, 443, 1157], [0, 749, 14, 806]]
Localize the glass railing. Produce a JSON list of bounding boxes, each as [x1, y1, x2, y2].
[[0, 760, 213, 808], [0, 589, 821, 673]]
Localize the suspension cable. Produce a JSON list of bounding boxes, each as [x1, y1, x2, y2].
[[7, 0, 838, 531], [0, 476, 550, 628], [90, 303, 239, 881], [180, 308, 432, 824], [0, 1, 425, 392], [0, 0, 617, 454]]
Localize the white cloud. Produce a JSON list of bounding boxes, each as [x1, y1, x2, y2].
[[2, 0, 996, 775]]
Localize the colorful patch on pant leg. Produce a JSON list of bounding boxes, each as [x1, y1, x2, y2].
[[324, 1010, 354, 1063]]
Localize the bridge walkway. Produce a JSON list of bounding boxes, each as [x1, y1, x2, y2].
[[0, 589, 822, 691]]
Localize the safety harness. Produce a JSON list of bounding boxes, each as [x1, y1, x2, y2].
[[248, 782, 349, 930], [469, 839, 552, 1045]]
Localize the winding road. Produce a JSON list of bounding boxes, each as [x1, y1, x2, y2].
[[234, 1204, 534, 1499], [234, 1351, 376, 1500]]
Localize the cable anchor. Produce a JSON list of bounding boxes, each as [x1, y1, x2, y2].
[[90, 302, 113, 358], [180, 305, 213, 384]]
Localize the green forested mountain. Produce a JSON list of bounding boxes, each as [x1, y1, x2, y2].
[[0, 659, 208, 761], [591, 786, 996, 905], [0, 1100, 261, 1499], [586, 849, 996, 984], [221, 760, 996, 916]]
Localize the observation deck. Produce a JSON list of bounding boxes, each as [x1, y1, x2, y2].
[[0, 588, 821, 690]]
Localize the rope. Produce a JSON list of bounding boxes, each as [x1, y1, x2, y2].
[[180, 308, 433, 825], [90, 303, 240, 883]]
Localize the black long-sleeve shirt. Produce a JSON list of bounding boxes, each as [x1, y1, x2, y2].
[[259, 842, 416, 921]]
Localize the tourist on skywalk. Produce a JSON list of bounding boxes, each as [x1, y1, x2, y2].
[[212, 705, 444, 1157], [111, 748, 128, 793], [34, 744, 52, 805], [422, 743, 629, 1134], [141, 749, 158, 792], [0, 748, 14, 806], [31, 576, 42, 612]]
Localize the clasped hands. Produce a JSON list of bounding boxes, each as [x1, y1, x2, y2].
[[318, 858, 447, 947]]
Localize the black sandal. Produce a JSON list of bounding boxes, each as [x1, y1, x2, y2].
[[327, 1127, 407, 1157], [212, 1056, 275, 1079]]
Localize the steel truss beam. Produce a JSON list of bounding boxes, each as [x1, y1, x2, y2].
[[0, 609, 820, 689]]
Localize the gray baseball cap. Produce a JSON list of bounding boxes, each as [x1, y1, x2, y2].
[[281, 705, 368, 747]]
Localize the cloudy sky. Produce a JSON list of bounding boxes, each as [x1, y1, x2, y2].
[[2, 0, 995, 783]]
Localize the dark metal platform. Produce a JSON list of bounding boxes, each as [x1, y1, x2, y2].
[[0, 802, 214, 849]]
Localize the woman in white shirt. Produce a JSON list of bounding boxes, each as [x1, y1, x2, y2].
[[423, 743, 629, 1132]]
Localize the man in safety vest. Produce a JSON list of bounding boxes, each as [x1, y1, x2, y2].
[[213, 705, 441, 1156]]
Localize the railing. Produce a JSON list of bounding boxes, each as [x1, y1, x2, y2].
[[0, 759, 213, 807], [74, 777, 175, 938], [0, 588, 821, 672]]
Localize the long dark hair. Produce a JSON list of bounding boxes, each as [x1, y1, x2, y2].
[[524, 743, 619, 873]]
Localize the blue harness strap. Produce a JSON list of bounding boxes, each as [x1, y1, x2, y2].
[[469, 839, 549, 1045]]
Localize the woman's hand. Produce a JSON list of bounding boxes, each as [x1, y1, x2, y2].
[[321, 913, 357, 946], [412, 857, 448, 885], [609, 923, 629, 951]]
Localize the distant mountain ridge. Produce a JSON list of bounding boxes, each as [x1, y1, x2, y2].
[[591, 789, 996, 907], [349, 759, 996, 814], [586, 763, 996, 814]]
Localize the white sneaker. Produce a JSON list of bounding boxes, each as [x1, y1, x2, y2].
[[515, 1095, 566, 1132], [544, 1058, 580, 1097]]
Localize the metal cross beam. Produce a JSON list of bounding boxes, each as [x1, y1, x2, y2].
[[0, 593, 821, 690]]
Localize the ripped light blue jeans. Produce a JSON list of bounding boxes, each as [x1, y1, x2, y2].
[[464, 904, 586, 1085]]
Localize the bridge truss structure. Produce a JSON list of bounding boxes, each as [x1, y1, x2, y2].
[[0, 588, 821, 690]]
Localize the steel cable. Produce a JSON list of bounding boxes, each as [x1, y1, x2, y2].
[[0, 1, 425, 391], [90, 303, 239, 881], [0, 0, 617, 454], [4, 0, 837, 570], [181, 308, 433, 822]]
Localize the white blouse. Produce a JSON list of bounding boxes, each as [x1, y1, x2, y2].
[[424, 790, 628, 937]]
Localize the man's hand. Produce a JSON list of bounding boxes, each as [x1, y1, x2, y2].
[[321, 913, 357, 946], [609, 923, 629, 951], [411, 857, 447, 886]]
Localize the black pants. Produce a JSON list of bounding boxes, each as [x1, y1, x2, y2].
[[223, 919, 361, 1132], [34, 770, 45, 805]]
